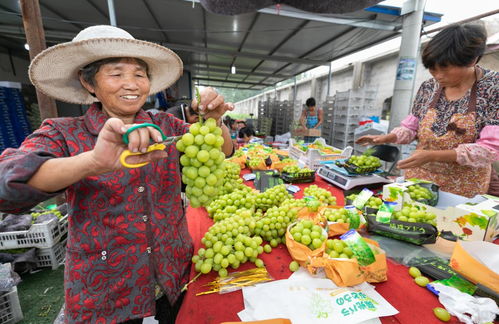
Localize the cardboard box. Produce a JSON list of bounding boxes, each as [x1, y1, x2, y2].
[[383, 182, 498, 241], [410, 200, 498, 242], [382, 179, 438, 210], [292, 128, 321, 137]]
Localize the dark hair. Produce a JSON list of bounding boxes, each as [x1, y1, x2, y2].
[[238, 126, 255, 139], [306, 97, 316, 107], [79, 57, 150, 87], [422, 23, 487, 69], [224, 116, 235, 128]]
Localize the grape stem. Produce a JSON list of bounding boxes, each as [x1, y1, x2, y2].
[[195, 87, 204, 124]]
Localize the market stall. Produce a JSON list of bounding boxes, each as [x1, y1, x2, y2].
[[178, 174, 463, 324], [173, 137, 498, 324]]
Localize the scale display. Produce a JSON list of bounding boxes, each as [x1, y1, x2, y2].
[[317, 164, 391, 190]]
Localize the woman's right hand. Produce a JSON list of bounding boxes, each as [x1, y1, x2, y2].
[[355, 134, 394, 146], [88, 118, 167, 174]]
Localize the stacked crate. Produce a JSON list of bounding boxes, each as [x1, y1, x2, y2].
[[0, 287, 23, 323], [331, 87, 378, 149], [320, 96, 335, 145], [273, 100, 294, 136], [258, 100, 295, 136], [0, 215, 68, 270], [257, 100, 272, 136]]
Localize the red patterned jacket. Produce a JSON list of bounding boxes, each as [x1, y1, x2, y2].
[[0, 104, 193, 323]]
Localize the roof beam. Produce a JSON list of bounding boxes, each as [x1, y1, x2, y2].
[[85, 0, 109, 20], [193, 77, 273, 87], [142, 0, 169, 42], [225, 12, 259, 81], [253, 26, 356, 88], [197, 83, 262, 90], [0, 25, 328, 65], [166, 42, 330, 65], [186, 65, 293, 79], [39, 2, 83, 31], [258, 6, 398, 31], [240, 19, 310, 87]]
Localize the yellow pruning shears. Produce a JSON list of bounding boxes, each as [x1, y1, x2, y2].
[[119, 123, 181, 168]]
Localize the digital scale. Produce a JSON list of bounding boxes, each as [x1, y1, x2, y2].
[[317, 162, 392, 190]]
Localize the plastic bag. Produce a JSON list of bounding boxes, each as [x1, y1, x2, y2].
[[365, 215, 437, 245], [432, 283, 499, 324], [0, 263, 21, 292], [285, 223, 326, 269]]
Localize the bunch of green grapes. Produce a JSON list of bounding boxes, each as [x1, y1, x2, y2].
[[224, 161, 241, 180], [253, 205, 298, 245], [392, 203, 437, 226], [325, 239, 354, 259], [346, 194, 383, 209], [323, 208, 349, 223], [289, 219, 327, 250], [201, 211, 254, 248], [407, 185, 434, 201], [233, 148, 245, 157], [255, 184, 293, 211], [282, 165, 313, 174], [207, 187, 256, 221], [280, 158, 296, 163], [247, 157, 265, 169], [31, 209, 63, 223], [217, 178, 248, 197], [193, 232, 265, 277], [280, 198, 307, 209], [177, 118, 226, 208], [347, 154, 381, 169], [303, 185, 336, 205]]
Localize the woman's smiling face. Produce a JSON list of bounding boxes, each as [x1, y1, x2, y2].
[[81, 58, 150, 122]]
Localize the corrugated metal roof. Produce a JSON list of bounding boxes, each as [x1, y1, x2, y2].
[[0, 0, 441, 90]]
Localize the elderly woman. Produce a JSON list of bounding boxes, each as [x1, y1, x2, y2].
[[0, 25, 234, 323], [357, 23, 498, 198]]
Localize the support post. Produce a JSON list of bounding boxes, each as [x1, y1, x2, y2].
[[389, 0, 425, 131], [107, 0, 117, 26], [20, 0, 58, 120], [326, 64, 332, 98]]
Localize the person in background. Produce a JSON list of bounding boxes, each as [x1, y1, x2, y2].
[[356, 23, 498, 198], [299, 97, 323, 143], [165, 103, 199, 124], [236, 120, 247, 130], [0, 25, 234, 323], [238, 126, 263, 144], [235, 120, 247, 145]]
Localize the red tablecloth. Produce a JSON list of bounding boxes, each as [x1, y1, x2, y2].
[[177, 175, 460, 324]]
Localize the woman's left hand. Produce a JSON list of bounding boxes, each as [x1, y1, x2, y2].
[[191, 87, 235, 122], [397, 150, 435, 169]]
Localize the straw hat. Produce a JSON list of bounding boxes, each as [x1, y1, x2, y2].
[[29, 25, 183, 105]]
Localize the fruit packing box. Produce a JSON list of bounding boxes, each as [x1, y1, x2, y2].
[[382, 179, 439, 208], [0, 215, 68, 250], [288, 138, 352, 171], [291, 128, 321, 137], [405, 197, 498, 242]]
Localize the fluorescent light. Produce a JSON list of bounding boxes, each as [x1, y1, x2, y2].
[[24, 43, 29, 51], [231, 65, 236, 74]]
